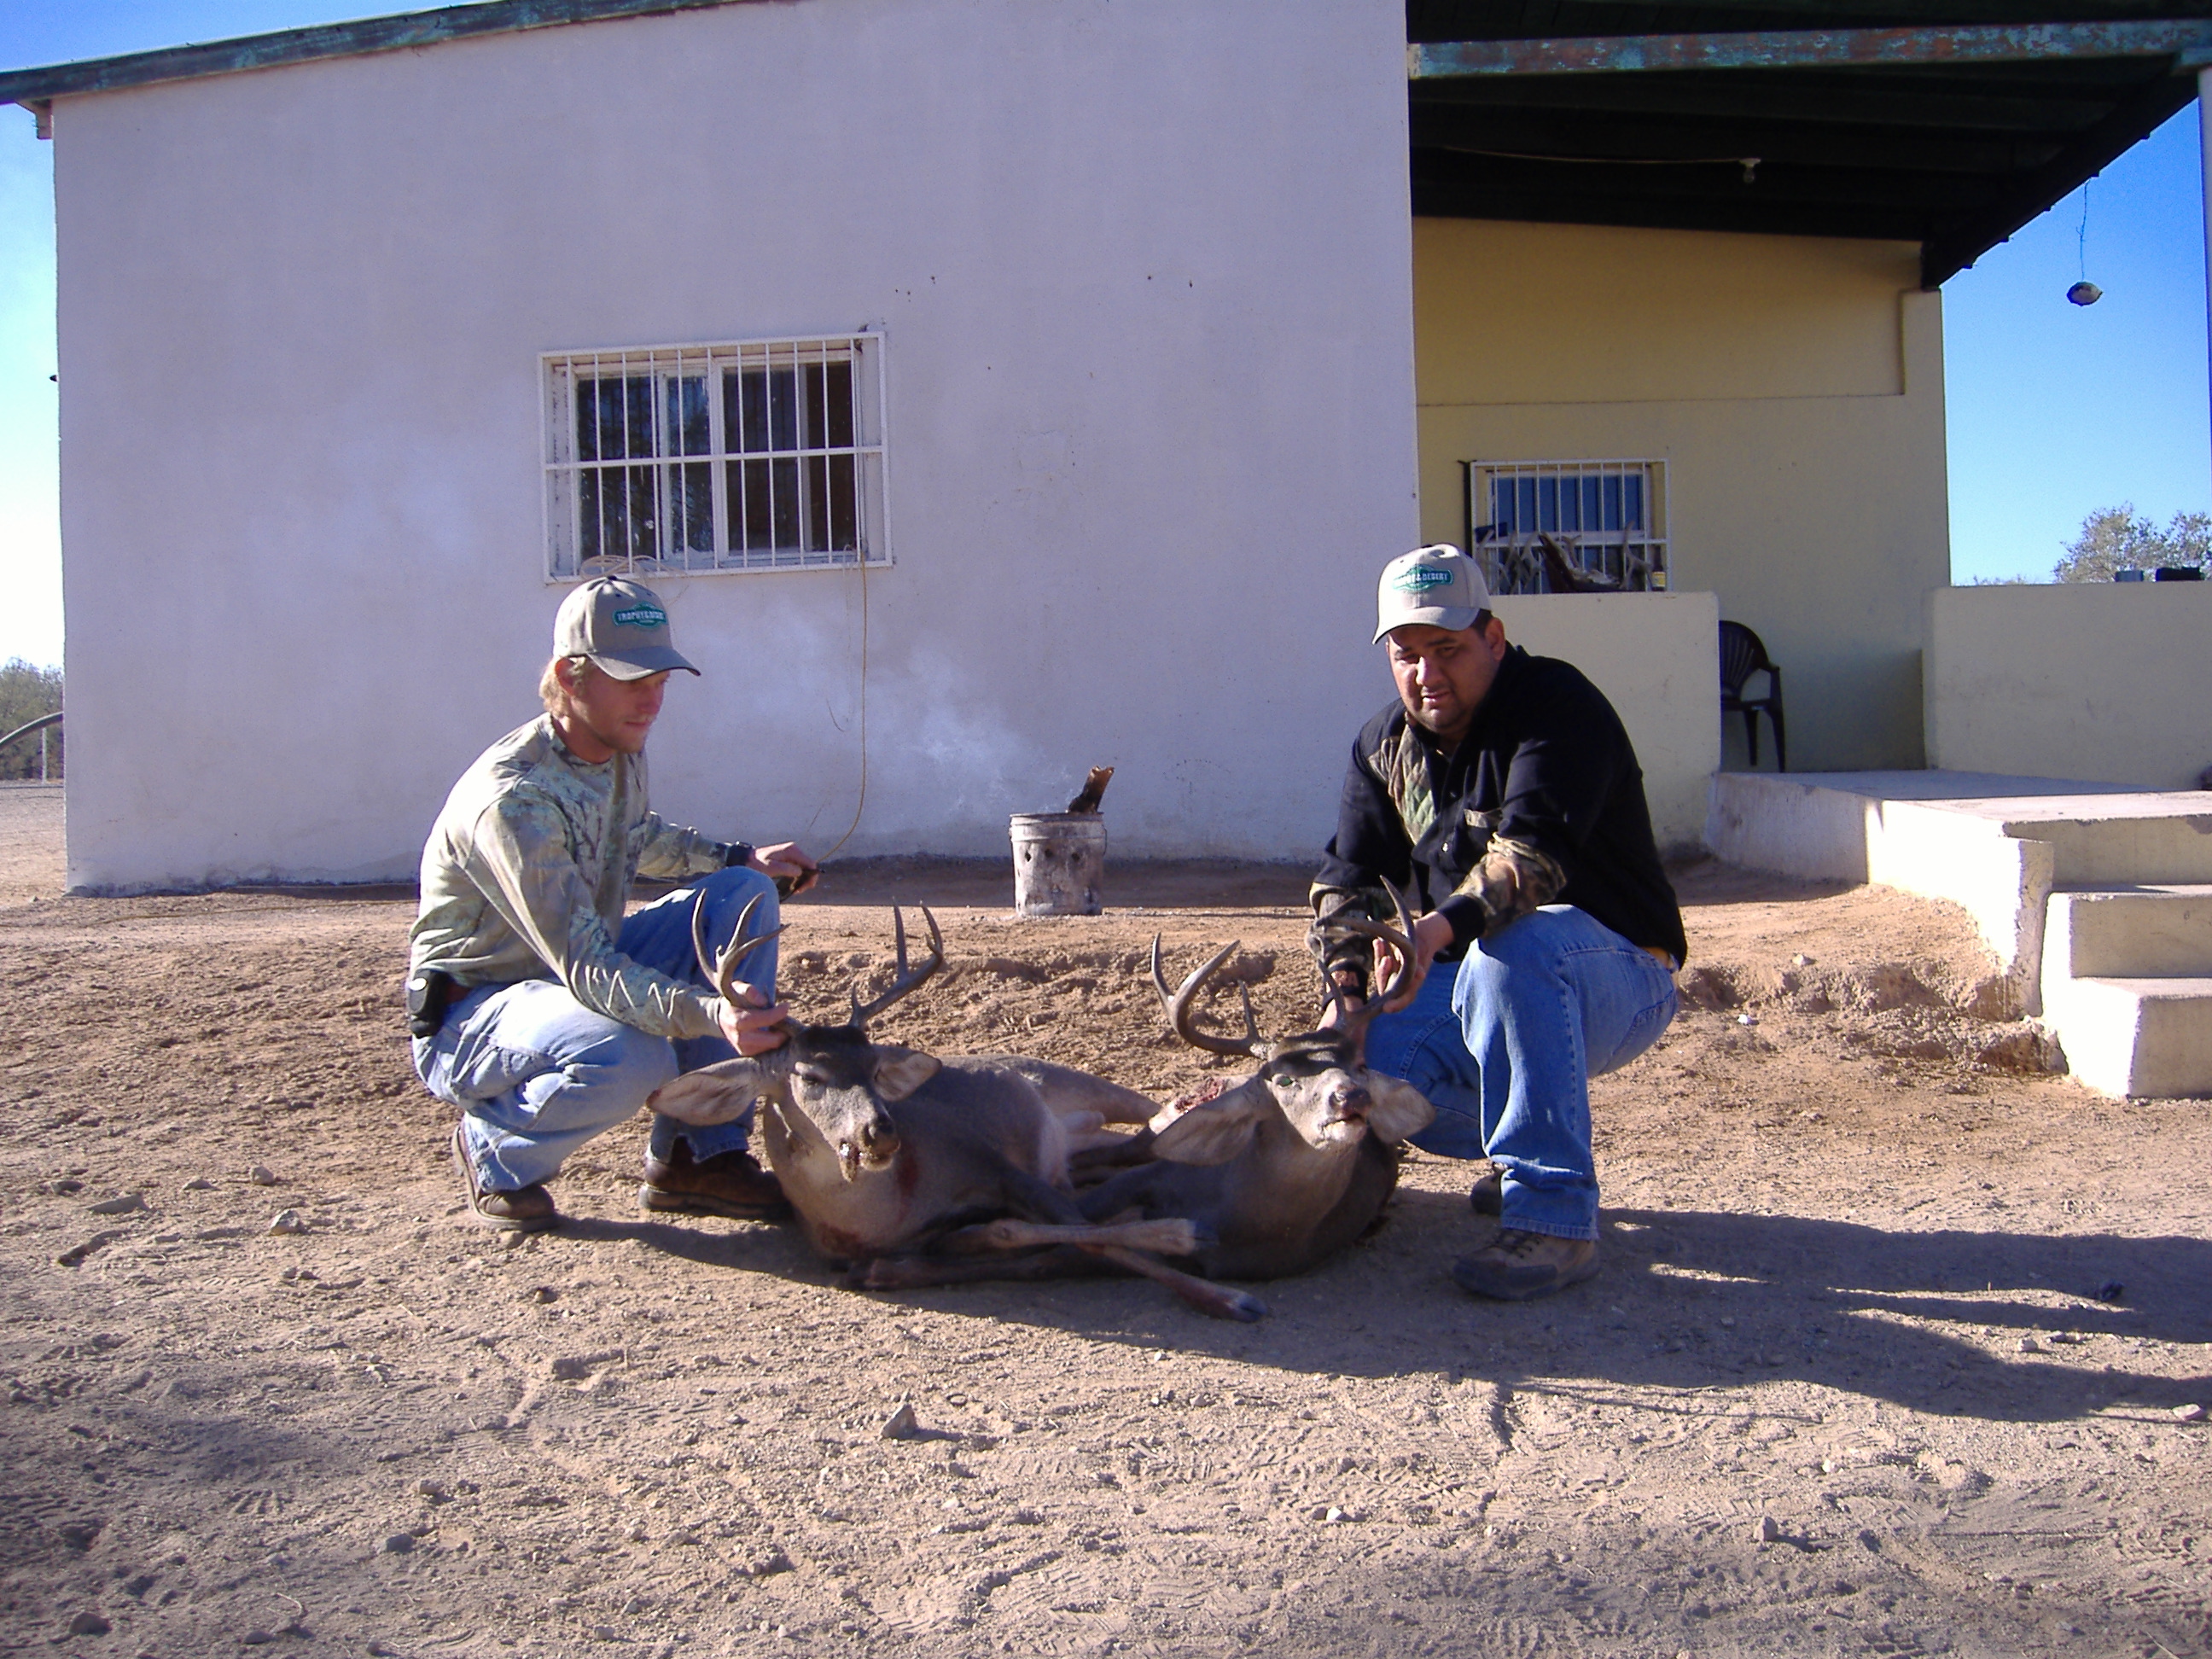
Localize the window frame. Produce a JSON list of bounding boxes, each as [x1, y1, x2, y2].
[[1458, 457, 1669, 595], [541, 332, 890, 583]]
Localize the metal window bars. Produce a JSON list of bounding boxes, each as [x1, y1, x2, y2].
[[543, 335, 888, 579], [1459, 459, 1668, 595]]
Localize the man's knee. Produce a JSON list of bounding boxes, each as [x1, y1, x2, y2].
[[569, 1017, 680, 1097]]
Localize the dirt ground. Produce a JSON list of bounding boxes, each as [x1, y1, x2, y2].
[[2, 777, 2208, 1659]]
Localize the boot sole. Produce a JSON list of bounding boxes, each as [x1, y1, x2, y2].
[[1450, 1251, 1600, 1302], [637, 1183, 792, 1223], [452, 1129, 558, 1233]]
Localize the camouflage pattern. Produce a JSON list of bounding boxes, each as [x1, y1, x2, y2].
[[1308, 719, 1565, 992], [409, 715, 737, 1039]]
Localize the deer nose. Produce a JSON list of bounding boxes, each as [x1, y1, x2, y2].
[[1332, 1082, 1371, 1117]]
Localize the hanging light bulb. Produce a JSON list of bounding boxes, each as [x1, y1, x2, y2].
[[2067, 181, 2102, 306]]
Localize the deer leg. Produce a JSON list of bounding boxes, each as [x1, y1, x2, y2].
[[938, 1215, 1213, 1258], [852, 1245, 1111, 1293], [1083, 1244, 1267, 1323], [1069, 1126, 1158, 1179]]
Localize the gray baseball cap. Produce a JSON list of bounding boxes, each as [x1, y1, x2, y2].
[[553, 577, 698, 680], [1373, 544, 1492, 642]]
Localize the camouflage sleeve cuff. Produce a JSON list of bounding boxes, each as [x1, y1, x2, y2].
[[1444, 836, 1567, 950], [1307, 882, 1385, 995]]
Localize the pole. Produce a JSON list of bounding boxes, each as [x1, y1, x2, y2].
[[2203, 67, 2212, 492], [39, 727, 48, 782]]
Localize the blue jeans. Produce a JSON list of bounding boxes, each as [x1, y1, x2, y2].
[[413, 866, 780, 1192], [1361, 905, 1679, 1243]]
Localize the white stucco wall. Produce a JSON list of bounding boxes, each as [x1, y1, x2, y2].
[[1489, 591, 1721, 854], [1925, 584, 2212, 790], [54, 0, 1417, 889]]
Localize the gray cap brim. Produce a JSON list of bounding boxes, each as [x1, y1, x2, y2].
[[591, 646, 700, 679], [1373, 602, 1485, 643]]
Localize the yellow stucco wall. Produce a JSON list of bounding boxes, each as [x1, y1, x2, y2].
[[1415, 218, 1949, 772]]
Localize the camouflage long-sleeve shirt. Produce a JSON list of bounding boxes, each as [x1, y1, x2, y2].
[[408, 716, 740, 1039]]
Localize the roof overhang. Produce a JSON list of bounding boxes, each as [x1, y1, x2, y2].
[[1408, 3, 2212, 288], [4, 2, 2207, 288]]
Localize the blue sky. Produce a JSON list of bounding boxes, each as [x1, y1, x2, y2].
[[0, 3, 2206, 667]]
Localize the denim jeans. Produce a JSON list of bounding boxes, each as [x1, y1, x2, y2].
[[413, 865, 780, 1192], [1360, 905, 1679, 1243]]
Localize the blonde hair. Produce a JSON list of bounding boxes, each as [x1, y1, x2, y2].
[[538, 654, 598, 718]]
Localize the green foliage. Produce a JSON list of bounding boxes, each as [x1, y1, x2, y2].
[[0, 659, 63, 781], [2054, 504, 2212, 583]]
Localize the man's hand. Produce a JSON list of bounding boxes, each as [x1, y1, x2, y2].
[[750, 841, 820, 897], [715, 981, 793, 1056], [1370, 911, 1452, 1014]]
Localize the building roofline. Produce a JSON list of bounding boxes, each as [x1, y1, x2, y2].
[[0, 0, 756, 108]]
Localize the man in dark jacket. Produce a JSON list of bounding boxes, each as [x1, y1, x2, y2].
[[1312, 544, 1685, 1300]]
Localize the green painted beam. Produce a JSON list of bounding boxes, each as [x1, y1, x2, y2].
[[1411, 20, 2212, 79], [0, 0, 753, 108]]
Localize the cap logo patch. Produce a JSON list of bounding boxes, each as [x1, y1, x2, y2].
[[612, 604, 667, 630], [1392, 566, 1457, 594]]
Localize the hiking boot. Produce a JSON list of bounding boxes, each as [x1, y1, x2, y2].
[[640, 1142, 791, 1221], [1452, 1229, 1598, 1301], [451, 1127, 557, 1233], [1469, 1167, 1502, 1216]]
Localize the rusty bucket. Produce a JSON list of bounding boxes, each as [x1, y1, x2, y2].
[[1010, 812, 1107, 917]]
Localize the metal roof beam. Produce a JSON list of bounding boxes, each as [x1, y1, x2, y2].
[[1412, 20, 2212, 79]]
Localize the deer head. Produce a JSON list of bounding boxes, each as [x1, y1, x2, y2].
[[1147, 878, 1435, 1162], [643, 894, 947, 1183]]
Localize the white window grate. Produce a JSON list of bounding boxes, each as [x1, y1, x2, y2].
[[543, 334, 888, 579], [1461, 458, 1668, 594]]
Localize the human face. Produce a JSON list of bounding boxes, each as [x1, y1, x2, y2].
[[1386, 618, 1507, 746], [555, 663, 669, 762]]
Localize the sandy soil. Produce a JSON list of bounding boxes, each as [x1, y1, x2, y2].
[[2, 784, 2208, 1658]]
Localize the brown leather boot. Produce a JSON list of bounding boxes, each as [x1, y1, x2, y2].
[[1469, 1167, 1503, 1216], [639, 1141, 791, 1221], [451, 1127, 557, 1233], [1452, 1229, 1598, 1301]]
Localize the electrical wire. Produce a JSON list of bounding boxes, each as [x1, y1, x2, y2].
[[818, 545, 870, 860]]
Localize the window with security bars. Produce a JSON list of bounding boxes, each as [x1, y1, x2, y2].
[[543, 335, 887, 579], [1460, 459, 1668, 594]]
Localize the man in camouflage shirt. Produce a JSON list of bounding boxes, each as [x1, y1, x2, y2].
[[409, 577, 818, 1231], [1312, 545, 1685, 1300]]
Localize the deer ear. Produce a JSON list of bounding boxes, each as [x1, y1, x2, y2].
[[870, 1047, 942, 1103], [1152, 1090, 1267, 1167], [647, 1059, 769, 1126], [1361, 1075, 1436, 1145]]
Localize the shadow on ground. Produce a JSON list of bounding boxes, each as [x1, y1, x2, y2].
[[610, 1191, 2212, 1425]]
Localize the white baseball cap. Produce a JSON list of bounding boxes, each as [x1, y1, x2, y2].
[[1373, 544, 1492, 643], [553, 577, 698, 679]]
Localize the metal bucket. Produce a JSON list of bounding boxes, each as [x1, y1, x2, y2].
[[1010, 812, 1107, 917]]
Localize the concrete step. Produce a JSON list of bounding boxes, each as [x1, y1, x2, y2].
[[2043, 885, 2212, 980], [2041, 975, 2212, 1099]]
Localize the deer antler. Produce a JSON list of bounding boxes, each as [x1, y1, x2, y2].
[[1322, 876, 1424, 1045], [850, 905, 945, 1026], [690, 889, 786, 1004], [1151, 937, 1266, 1060]]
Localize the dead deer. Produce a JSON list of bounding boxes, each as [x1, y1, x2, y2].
[[859, 883, 1435, 1311], [643, 896, 1268, 1318]]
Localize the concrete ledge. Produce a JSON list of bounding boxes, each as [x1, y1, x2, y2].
[[1706, 771, 2212, 1010]]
